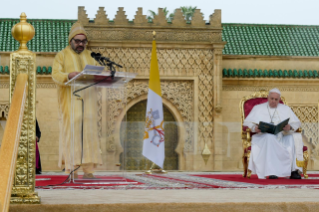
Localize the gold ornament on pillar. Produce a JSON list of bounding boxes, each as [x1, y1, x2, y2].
[[11, 12, 35, 53], [9, 12, 39, 204]]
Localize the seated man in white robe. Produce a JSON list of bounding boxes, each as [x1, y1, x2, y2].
[[244, 88, 304, 179]]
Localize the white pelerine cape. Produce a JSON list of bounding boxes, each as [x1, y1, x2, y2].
[[244, 102, 300, 131]]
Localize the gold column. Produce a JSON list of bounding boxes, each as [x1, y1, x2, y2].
[[9, 13, 40, 204]]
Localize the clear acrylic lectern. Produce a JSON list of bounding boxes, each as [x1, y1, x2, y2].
[[65, 65, 136, 184]]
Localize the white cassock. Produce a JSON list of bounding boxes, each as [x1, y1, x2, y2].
[[244, 102, 304, 179]]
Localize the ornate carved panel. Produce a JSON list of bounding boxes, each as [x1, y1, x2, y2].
[[1, 82, 57, 89], [102, 79, 194, 153], [121, 100, 179, 170], [90, 47, 213, 76], [0, 102, 9, 119], [91, 47, 213, 153], [86, 30, 222, 42], [223, 85, 319, 92], [290, 104, 319, 146], [10, 52, 39, 203]]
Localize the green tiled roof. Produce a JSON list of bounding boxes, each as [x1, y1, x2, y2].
[[223, 68, 319, 78], [1, 19, 319, 57], [222, 24, 319, 56], [0, 19, 76, 52], [0, 65, 52, 74]]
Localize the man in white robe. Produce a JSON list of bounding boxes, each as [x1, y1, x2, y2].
[[244, 88, 304, 179]]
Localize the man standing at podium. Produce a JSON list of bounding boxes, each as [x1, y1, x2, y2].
[[52, 22, 102, 179]]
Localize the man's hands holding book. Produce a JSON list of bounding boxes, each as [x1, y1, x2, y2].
[[255, 125, 261, 133], [254, 123, 291, 133], [283, 124, 291, 132]]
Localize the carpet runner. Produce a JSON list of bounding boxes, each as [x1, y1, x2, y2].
[[35, 173, 319, 190]]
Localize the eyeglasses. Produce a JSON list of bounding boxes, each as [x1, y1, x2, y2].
[[72, 39, 88, 45]]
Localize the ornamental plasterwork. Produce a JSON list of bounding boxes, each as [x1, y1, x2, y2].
[[290, 104, 319, 167], [223, 86, 319, 92], [0, 83, 9, 89], [290, 104, 318, 145], [91, 47, 214, 152], [1, 83, 56, 89], [0, 102, 9, 119], [103, 80, 194, 152], [87, 30, 222, 43], [89, 47, 214, 77]]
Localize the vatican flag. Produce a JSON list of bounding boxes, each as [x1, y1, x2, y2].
[[142, 38, 165, 168]]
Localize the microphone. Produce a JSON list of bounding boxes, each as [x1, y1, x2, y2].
[[91, 52, 112, 66], [90, 51, 123, 78]]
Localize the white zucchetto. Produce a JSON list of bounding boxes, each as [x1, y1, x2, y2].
[[268, 88, 281, 96]]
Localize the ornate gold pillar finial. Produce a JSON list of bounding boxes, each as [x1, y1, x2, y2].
[[11, 12, 35, 53], [153, 31, 156, 40], [9, 12, 39, 204]]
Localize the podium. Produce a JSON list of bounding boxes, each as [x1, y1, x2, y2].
[[65, 65, 136, 184]]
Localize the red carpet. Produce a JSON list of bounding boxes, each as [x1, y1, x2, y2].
[[36, 175, 143, 188], [193, 174, 319, 185]]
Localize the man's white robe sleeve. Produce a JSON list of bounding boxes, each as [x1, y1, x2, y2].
[[243, 106, 260, 132]]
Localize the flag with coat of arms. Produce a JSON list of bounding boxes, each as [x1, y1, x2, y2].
[[142, 34, 165, 168]]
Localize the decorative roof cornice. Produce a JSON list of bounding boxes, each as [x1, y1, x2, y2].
[[223, 68, 319, 78]]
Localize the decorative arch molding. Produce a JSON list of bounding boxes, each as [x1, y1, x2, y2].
[[109, 79, 194, 156], [114, 94, 187, 170]]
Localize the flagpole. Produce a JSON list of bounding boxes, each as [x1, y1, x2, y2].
[[143, 31, 167, 175]]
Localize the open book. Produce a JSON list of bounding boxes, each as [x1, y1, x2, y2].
[[258, 118, 290, 134]]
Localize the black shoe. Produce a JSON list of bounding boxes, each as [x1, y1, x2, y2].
[[36, 170, 42, 175], [290, 170, 301, 179], [269, 175, 278, 179]]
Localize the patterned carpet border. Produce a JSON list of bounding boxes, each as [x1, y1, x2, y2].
[[35, 173, 319, 190]]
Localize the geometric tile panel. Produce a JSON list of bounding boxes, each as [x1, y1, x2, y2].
[[291, 105, 318, 145]]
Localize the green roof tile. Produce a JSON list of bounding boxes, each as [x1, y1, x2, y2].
[[0, 19, 76, 52], [223, 68, 319, 78], [222, 23, 319, 57], [3, 66, 9, 74], [1, 19, 319, 57]]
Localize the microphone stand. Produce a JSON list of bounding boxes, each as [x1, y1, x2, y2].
[[72, 55, 122, 166]]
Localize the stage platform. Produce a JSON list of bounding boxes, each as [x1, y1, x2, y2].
[[9, 171, 319, 212]]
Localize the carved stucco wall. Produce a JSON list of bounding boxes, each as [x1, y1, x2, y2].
[[90, 47, 214, 167], [0, 102, 9, 119], [125, 79, 194, 151], [82, 6, 222, 169]]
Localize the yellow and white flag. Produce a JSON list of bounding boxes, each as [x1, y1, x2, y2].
[[142, 39, 165, 168]]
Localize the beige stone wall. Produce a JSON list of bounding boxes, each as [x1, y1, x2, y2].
[[36, 87, 60, 171]]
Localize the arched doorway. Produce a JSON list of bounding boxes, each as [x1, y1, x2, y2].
[[120, 100, 179, 170]]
